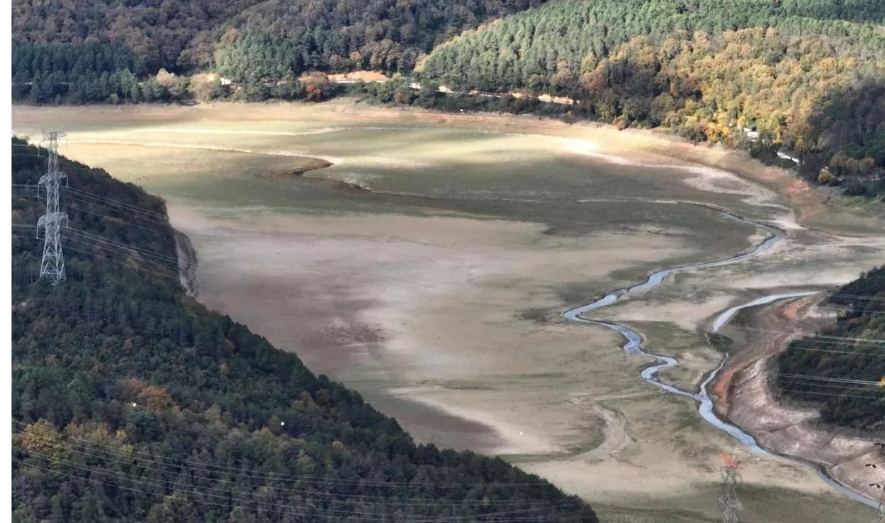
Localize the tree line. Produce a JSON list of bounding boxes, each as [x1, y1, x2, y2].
[[10, 42, 347, 105]]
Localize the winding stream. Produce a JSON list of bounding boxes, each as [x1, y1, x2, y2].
[[562, 207, 880, 508]]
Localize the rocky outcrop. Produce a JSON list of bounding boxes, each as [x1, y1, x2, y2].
[[173, 229, 199, 298]]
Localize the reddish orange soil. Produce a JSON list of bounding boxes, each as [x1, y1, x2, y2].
[[711, 295, 821, 414]]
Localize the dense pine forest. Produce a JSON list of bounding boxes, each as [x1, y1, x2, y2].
[[775, 266, 885, 430], [11, 0, 885, 195], [215, 0, 547, 81], [11, 0, 546, 93], [415, 0, 885, 194], [10, 138, 599, 523]]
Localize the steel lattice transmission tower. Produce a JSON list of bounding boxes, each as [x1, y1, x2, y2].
[[718, 453, 743, 523], [36, 130, 68, 284]]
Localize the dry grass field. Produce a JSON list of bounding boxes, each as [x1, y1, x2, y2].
[[12, 100, 885, 522]]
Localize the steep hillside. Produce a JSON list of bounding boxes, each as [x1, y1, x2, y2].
[[417, 0, 885, 194], [216, 0, 547, 81], [776, 266, 885, 430], [10, 137, 598, 523], [10, 0, 266, 74], [11, 0, 546, 104], [11, 0, 545, 78], [421, 0, 885, 91]]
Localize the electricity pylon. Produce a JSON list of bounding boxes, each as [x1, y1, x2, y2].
[[718, 453, 743, 523], [36, 130, 68, 284]]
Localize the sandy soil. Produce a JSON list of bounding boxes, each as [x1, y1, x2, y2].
[[167, 203, 688, 458], [13, 101, 885, 521]]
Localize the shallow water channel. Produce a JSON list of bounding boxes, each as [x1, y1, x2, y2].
[[563, 206, 879, 508]]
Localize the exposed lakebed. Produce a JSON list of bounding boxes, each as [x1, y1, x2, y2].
[[564, 204, 879, 508]]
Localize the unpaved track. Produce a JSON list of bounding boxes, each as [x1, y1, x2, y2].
[[580, 403, 631, 463]]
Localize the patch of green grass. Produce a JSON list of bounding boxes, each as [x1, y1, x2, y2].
[[437, 381, 495, 391], [673, 407, 705, 432], [562, 425, 607, 456], [499, 372, 570, 380], [517, 307, 551, 323], [556, 281, 617, 307], [705, 333, 734, 354], [596, 506, 718, 523], [729, 308, 754, 328]]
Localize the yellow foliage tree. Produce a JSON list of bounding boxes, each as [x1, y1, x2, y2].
[[15, 420, 71, 464]]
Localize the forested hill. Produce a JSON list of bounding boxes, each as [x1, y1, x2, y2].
[[10, 137, 598, 523], [415, 0, 885, 196], [14, 0, 885, 197], [11, 0, 546, 77], [216, 0, 547, 80], [776, 266, 885, 430]]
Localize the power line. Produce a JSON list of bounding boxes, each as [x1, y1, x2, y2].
[[11, 443, 554, 511], [780, 345, 885, 358], [62, 192, 170, 225], [15, 228, 210, 285], [10, 452, 586, 522], [17, 189, 181, 235], [13, 234, 183, 284], [773, 380, 885, 395], [15, 182, 170, 222], [766, 371, 885, 397], [717, 325, 885, 356], [10, 458, 540, 522], [734, 328, 885, 347], [63, 185, 169, 220], [824, 293, 885, 303], [10, 428, 582, 509], [63, 205, 173, 235], [16, 225, 182, 269], [7, 419, 559, 490], [776, 387, 885, 401], [62, 236, 181, 275], [775, 373, 884, 387], [66, 228, 181, 265]]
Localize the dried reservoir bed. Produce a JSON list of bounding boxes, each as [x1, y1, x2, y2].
[[13, 101, 885, 522]]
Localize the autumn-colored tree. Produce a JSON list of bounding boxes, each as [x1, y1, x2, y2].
[[15, 420, 70, 463], [138, 385, 177, 412]]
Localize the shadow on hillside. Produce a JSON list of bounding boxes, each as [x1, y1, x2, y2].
[[802, 79, 885, 197]]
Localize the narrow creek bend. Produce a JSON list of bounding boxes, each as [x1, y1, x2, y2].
[[562, 207, 879, 508]]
